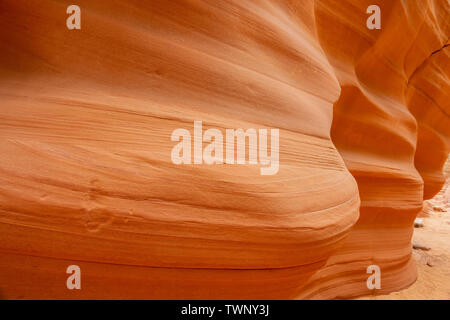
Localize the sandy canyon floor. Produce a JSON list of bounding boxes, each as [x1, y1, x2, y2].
[[361, 210, 450, 300]]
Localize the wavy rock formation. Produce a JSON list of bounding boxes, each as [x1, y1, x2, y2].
[[422, 156, 450, 216], [0, 0, 448, 299], [300, 0, 450, 298]]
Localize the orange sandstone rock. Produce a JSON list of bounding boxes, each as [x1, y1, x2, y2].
[[0, 0, 448, 299]]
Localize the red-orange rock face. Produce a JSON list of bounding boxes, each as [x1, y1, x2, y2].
[[0, 0, 448, 299]]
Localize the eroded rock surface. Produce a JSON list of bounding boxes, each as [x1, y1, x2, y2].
[[0, 0, 448, 299]]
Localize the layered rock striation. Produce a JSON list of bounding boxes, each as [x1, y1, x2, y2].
[[0, 0, 448, 299]]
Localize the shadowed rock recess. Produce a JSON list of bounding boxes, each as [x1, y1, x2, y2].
[[0, 0, 448, 299]]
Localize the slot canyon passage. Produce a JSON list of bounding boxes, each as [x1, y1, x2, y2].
[[0, 0, 449, 299]]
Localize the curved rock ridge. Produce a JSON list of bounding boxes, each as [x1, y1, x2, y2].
[[0, 0, 448, 299], [302, 0, 450, 298]]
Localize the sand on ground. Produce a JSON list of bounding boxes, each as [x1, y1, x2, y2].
[[361, 210, 450, 299]]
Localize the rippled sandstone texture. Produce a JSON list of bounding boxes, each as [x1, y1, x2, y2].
[[0, 0, 448, 299]]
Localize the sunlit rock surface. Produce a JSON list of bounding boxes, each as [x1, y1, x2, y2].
[[0, 0, 448, 299]]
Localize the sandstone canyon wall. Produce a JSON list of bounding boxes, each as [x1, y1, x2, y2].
[[0, 0, 448, 299]]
